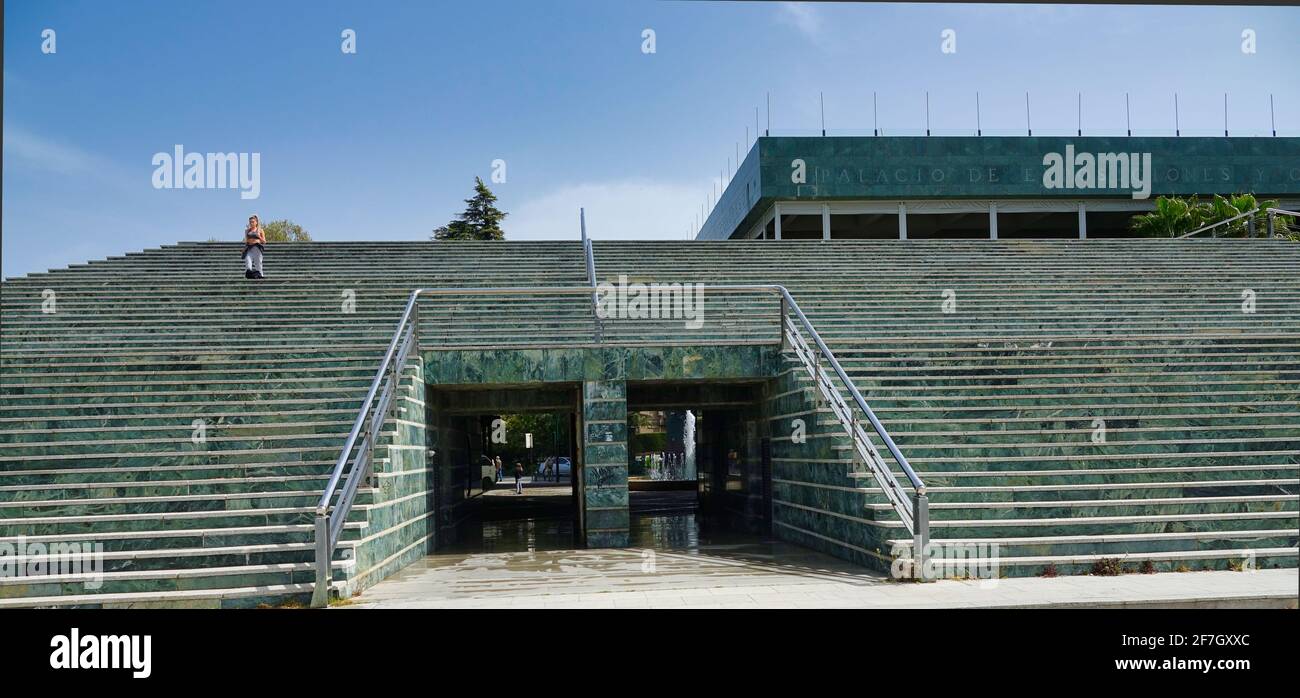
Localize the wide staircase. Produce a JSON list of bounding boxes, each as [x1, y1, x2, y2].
[[0, 241, 588, 607], [2, 238, 1297, 606], [593, 239, 1300, 575]]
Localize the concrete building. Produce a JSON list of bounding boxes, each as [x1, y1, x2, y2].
[[698, 136, 1300, 241]]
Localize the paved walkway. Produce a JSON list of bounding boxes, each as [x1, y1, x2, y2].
[[343, 541, 1298, 609]]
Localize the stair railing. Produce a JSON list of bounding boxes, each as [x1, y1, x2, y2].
[[779, 295, 929, 575], [310, 292, 421, 607], [581, 210, 602, 341], [1266, 208, 1299, 237], [1176, 208, 1260, 238], [311, 284, 928, 605]]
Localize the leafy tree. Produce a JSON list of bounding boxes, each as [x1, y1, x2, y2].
[[493, 413, 568, 472], [263, 219, 312, 242], [1129, 196, 1201, 238], [432, 177, 507, 240], [1128, 194, 1293, 239]]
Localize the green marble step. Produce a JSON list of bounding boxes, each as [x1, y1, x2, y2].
[[880, 478, 1299, 504], [890, 547, 1299, 577], [846, 390, 1299, 409], [894, 450, 1300, 470], [836, 351, 1300, 368], [854, 380, 1300, 398], [0, 501, 371, 536], [0, 358, 382, 375], [858, 422, 1300, 440], [0, 445, 344, 470], [0, 397, 367, 418], [866, 401, 1300, 420], [0, 521, 365, 552], [0, 345, 390, 359], [846, 439, 1300, 462], [864, 493, 1298, 520], [853, 370, 1300, 389], [0, 386, 369, 406], [0, 560, 345, 598], [0, 410, 354, 431], [0, 419, 353, 443], [0, 488, 371, 518], [0, 460, 336, 485], [0, 473, 339, 501], [1, 540, 357, 575], [0, 433, 349, 458], [0, 582, 316, 609], [1, 377, 376, 396], [873, 410, 1300, 426], [888, 529, 1298, 560], [902, 510, 1299, 538], [901, 464, 1300, 486], [0, 367, 380, 385]]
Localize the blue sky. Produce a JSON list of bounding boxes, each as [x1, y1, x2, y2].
[[4, 1, 1299, 278]]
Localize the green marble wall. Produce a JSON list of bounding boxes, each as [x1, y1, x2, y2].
[[766, 361, 898, 574], [424, 345, 780, 386], [582, 379, 629, 547], [340, 357, 435, 596], [422, 344, 781, 548]]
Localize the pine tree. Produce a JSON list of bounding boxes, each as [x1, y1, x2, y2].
[[433, 177, 507, 240]]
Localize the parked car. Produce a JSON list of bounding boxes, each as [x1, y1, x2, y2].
[[539, 456, 571, 479]]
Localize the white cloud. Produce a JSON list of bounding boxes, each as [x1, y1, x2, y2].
[[1, 124, 106, 176], [777, 2, 823, 40], [505, 179, 708, 241]]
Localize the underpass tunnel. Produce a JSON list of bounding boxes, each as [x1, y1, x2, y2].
[[426, 384, 582, 554], [626, 381, 772, 549]]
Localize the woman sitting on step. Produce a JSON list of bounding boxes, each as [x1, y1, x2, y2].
[[242, 215, 266, 279]]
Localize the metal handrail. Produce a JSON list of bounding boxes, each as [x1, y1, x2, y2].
[[310, 291, 421, 607], [581, 209, 602, 341], [1176, 208, 1259, 238], [1266, 208, 1299, 237], [311, 283, 928, 604]]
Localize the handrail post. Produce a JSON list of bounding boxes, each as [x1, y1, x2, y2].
[[310, 514, 331, 607], [1247, 215, 1256, 238], [581, 209, 603, 343], [778, 294, 789, 351], [911, 490, 930, 581], [1267, 210, 1275, 238]]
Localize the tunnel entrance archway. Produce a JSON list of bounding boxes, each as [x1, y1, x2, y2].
[[426, 379, 774, 554], [427, 385, 582, 554], [626, 380, 772, 548]]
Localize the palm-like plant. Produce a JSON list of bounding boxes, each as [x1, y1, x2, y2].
[[1129, 193, 1295, 239], [1129, 196, 1197, 237]]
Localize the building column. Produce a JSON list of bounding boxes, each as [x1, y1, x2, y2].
[[581, 380, 629, 547], [898, 202, 908, 239], [821, 203, 831, 240], [1078, 202, 1087, 239], [989, 203, 999, 240], [773, 202, 782, 240]]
